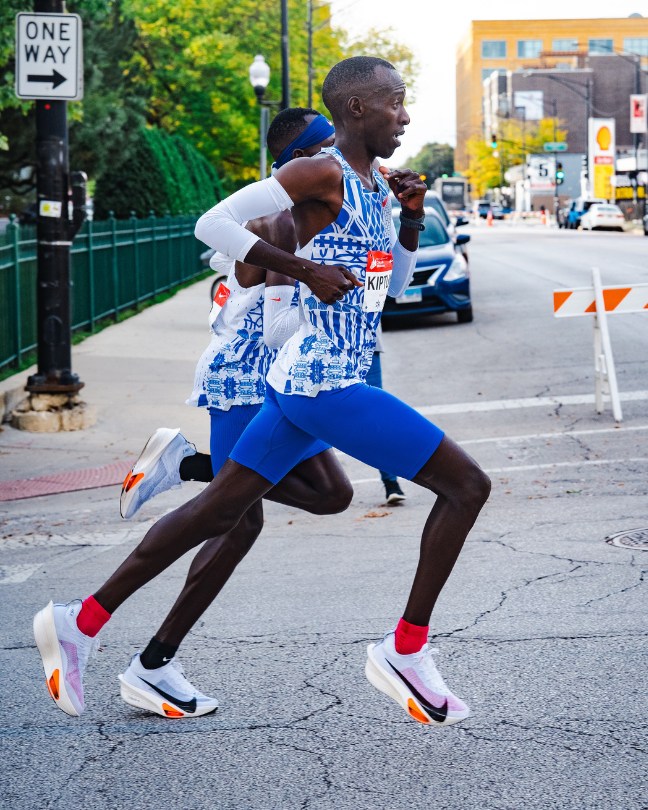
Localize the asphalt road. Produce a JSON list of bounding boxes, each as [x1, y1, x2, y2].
[[1, 222, 647, 809]]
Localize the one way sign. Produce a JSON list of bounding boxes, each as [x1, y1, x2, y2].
[[15, 13, 83, 100]]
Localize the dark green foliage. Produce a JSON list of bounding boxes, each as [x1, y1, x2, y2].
[[94, 127, 223, 218]]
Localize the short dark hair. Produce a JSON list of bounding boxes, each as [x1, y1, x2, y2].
[[266, 107, 320, 160], [321, 56, 396, 118]]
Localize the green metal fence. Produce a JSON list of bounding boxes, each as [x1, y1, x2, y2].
[[0, 212, 207, 375]]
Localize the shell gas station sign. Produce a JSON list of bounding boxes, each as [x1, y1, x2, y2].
[[588, 119, 615, 200]]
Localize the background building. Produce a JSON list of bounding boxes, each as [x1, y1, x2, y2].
[[456, 16, 648, 171]]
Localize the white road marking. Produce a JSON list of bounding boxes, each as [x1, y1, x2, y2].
[[348, 456, 648, 486], [1, 527, 148, 551], [0, 564, 41, 585], [483, 456, 648, 475], [414, 389, 648, 416], [459, 423, 648, 446], [0, 528, 152, 584]]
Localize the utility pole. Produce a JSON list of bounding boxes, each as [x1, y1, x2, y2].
[[16, 0, 86, 394], [552, 99, 559, 223], [307, 0, 313, 108], [280, 0, 290, 110]]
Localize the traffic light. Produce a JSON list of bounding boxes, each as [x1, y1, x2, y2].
[[490, 133, 497, 149], [555, 162, 565, 185]]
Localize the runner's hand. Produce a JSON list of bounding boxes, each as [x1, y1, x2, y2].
[[379, 167, 426, 217], [304, 262, 362, 304]]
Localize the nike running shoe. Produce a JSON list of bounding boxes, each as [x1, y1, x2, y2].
[[384, 479, 406, 505], [118, 653, 219, 718], [120, 428, 196, 519], [33, 600, 100, 717], [365, 632, 470, 726]]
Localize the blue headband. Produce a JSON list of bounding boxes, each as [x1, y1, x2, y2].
[[273, 114, 335, 169]]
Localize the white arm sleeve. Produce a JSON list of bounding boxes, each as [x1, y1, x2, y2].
[[195, 176, 294, 262], [388, 238, 418, 297], [209, 251, 234, 276], [263, 286, 300, 349]]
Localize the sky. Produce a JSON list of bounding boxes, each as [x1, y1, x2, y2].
[[328, 0, 646, 164]]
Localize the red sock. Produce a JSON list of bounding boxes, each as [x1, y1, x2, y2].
[[76, 595, 111, 637], [394, 617, 428, 655]]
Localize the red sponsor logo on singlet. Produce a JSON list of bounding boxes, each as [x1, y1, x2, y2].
[[213, 283, 230, 307]]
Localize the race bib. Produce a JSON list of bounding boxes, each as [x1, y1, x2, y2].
[[362, 251, 393, 312], [208, 282, 231, 329]]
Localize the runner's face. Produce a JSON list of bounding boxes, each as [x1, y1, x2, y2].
[[293, 114, 335, 159], [362, 67, 409, 159]]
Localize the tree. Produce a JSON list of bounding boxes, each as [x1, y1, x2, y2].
[[342, 27, 419, 100], [0, 0, 411, 202], [0, 0, 148, 201], [121, 0, 345, 187], [404, 143, 454, 184], [94, 127, 224, 218], [465, 118, 567, 197]]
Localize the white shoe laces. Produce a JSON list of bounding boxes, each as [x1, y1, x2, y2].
[[411, 646, 450, 695]]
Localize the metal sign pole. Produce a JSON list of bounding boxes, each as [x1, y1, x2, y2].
[[17, 0, 85, 393], [591, 266, 623, 423]]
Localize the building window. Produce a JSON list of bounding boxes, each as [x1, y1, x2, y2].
[[517, 39, 543, 58], [589, 38, 613, 54], [481, 67, 506, 81], [552, 38, 578, 52], [624, 37, 648, 57], [482, 40, 506, 59]]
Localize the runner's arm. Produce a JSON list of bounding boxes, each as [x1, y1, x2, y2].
[[195, 162, 360, 304], [263, 285, 300, 349], [388, 239, 418, 298]]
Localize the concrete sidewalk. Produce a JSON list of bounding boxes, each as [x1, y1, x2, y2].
[[0, 276, 215, 489]]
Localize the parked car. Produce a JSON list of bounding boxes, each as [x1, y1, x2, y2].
[[490, 204, 505, 220], [393, 190, 469, 261], [580, 203, 626, 232], [382, 208, 472, 326], [566, 197, 607, 229], [643, 213, 648, 236], [475, 200, 491, 219]]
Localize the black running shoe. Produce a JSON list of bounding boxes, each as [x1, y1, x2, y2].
[[384, 479, 406, 504]]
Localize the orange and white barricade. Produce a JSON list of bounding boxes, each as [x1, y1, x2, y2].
[[553, 268, 648, 422]]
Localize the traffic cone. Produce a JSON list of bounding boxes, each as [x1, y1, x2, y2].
[[486, 210, 493, 226]]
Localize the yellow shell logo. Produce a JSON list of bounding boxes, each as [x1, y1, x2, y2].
[[596, 126, 612, 151]]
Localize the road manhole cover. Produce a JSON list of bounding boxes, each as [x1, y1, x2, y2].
[[606, 528, 648, 550]]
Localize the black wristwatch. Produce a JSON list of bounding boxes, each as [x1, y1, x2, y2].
[[399, 211, 426, 231]]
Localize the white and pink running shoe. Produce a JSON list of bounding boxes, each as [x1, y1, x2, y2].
[[365, 632, 470, 726], [120, 428, 195, 519], [33, 600, 99, 717]]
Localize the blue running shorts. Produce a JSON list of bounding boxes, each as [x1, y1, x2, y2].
[[213, 400, 330, 479], [229, 384, 444, 485], [209, 404, 262, 477]]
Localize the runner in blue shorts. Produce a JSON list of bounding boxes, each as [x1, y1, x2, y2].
[[33, 58, 490, 727]]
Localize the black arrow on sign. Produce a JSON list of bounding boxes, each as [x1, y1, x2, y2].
[[27, 69, 66, 89]]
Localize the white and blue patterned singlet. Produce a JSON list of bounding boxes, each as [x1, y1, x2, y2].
[[188, 266, 298, 411], [267, 146, 393, 397]]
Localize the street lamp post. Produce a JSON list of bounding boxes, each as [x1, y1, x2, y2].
[[249, 55, 271, 180], [307, 0, 313, 108], [280, 0, 290, 110]]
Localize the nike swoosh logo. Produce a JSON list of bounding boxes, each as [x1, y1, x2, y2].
[[386, 660, 449, 723], [139, 678, 197, 714]]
